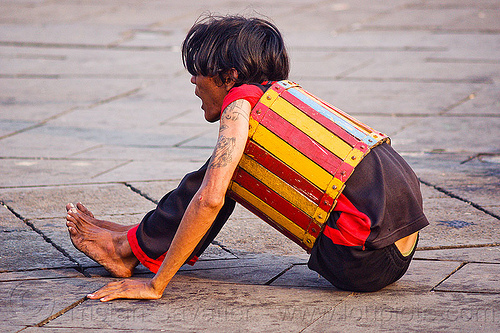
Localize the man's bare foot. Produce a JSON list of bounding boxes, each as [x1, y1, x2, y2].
[[66, 203, 135, 232], [66, 207, 139, 278]]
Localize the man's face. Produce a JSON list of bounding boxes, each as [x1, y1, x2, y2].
[[191, 75, 229, 123]]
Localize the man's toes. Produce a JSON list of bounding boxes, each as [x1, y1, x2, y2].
[[66, 221, 79, 236], [66, 203, 75, 212], [66, 211, 84, 230], [77, 202, 94, 218]]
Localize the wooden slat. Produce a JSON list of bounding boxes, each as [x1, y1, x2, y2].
[[232, 169, 314, 234], [228, 190, 313, 251], [285, 88, 377, 146], [251, 125, 333, 191], [244, 141, 324, 203], [260, 109, 344, 174], [238, 155, 318, 217], [269, 97, 354, 159], [229, 182, 310, 243]]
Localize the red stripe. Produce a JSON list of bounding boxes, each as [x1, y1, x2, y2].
[[244, 141, 324, 204], [228, 191, 312, 253], [335, 163, 355, 183], [260, 110, 343, 174], [250, 102, 270, 123], [280, 90, 362, 149], [233, 168, 313, 233], [127, 226, 198, 273]]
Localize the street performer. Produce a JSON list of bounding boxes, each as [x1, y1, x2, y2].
[[65, 14, 428, 301]]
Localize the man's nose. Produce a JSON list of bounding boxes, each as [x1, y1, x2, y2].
[[190, 76, 196, 85]]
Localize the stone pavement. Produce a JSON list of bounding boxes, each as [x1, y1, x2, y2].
[[1, 0, 499, 331]]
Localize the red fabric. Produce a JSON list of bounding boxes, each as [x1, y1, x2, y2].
[[221, 84, 264, 116], [322, 194, 371, 250], [127, 225, 198, 274]]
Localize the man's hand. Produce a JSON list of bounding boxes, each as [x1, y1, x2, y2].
[[87, 279, 162, 302]]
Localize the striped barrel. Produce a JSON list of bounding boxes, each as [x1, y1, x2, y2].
[[228, 81, 390, 252]]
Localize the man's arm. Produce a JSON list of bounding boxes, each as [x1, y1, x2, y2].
[[88, 99, 251, 302]]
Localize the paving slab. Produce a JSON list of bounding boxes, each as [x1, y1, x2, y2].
[[1, 47, 183, 78], [405, 153, 500, 217], [383, 259, 463, 292], [391, 116, 500, 154], [0, 76, 145, 127], [0, 276, 111, 329], [44, 278, 351, 332], [290, 50, 375, 80], [1, 2, 114, 26], [450, 9, 500, 32], [177, 257, 296, 285], [363, 7, 472, 30], [126, 180, 188, 203], [273, 259, 461, 293], [0, 267, 82, 283], [0, 22, 128, 46], [0, 230, 76, 272], [215, 213, 308, 257], [72, 146, 212, 163], [418, 183, 500, 248], [89, 159, 207, 183], [415, 246, 500, 263], [173, 127, 220, 149], [297, 80, 481, 116], [0, 130, 104, 158], [448, 84, 500, 115], [0, 184, 155, 219], [285, 30, 443, 49], [436, 263, 500, 293], [302, 291, 500, 333], [0, 159, 137, 187], [342, 47, 499, 81], [270, 263, 338, 289], [0, 203, 30, 231]]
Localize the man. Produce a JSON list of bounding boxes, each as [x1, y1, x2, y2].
[[66, 15, 427, 302]]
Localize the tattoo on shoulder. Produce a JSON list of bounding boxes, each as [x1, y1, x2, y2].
[[223, 100, 249, 122], [210, 135, 236, 169]]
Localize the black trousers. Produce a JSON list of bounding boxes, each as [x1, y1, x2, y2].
[[132, 160, 236, 269]]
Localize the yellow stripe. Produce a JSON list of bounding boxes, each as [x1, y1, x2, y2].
[[325, 178, 345, 199], [239, 155, 317, 217], [345, 148, 364, 167], [259, 88, 280, 108], [248, 117, 259, 138], [271, 97, 353, 159], [230, 182, 307, 242], [251, 126, 333, 191]]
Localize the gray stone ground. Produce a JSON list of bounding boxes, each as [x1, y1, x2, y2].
[[1, 0, 499, 332]]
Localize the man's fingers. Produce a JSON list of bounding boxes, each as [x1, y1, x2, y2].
[[88, 281, 124, 300], [86, 279, 161, 302]]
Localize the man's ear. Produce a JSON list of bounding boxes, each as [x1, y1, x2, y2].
[[224, 68, 239, 91]]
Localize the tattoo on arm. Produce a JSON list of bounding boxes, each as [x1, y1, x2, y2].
[[222, 100, 249, 122], [210, 135, 236, 169]]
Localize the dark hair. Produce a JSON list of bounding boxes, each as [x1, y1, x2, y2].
[[182, 15, 289, 85]]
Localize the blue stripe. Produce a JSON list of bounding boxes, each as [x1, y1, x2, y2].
[[286, 88, 376, 146]]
